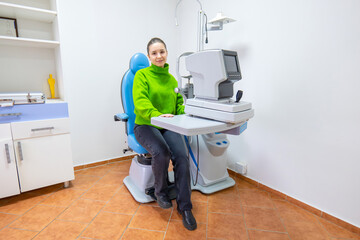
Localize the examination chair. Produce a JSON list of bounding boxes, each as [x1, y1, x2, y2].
[[114, 53, 176, 203]]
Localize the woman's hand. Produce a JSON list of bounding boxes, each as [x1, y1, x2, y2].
[[160, 114, 174, 118]]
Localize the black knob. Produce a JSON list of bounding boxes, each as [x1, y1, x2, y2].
[[235, 90, 243, 103]]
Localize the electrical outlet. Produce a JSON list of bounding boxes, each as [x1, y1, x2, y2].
[[235, 162, 247, 175]]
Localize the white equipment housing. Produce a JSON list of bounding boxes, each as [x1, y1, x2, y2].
[[185, 49, 254, 123], [185, 99, 254, 123], [187, 133, 235, 193]]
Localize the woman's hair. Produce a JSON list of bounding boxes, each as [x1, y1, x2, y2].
[[147, 37, 167, 54]]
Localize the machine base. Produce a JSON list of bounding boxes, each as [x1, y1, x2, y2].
[[191, 176, 235, 194], [185, 104, 254, 123]]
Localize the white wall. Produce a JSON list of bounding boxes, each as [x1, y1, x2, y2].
[[176, 0, 360, 227], [57, 0, 360, 228], [57, 0, 178, 166]]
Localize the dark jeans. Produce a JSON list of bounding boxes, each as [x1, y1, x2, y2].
[[134, 124, 192, 211]]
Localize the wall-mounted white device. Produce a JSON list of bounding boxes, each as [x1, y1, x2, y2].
[[175, 0, 236, 51]]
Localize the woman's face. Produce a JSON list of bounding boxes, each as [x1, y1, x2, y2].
[[148, 42, 168, 68]]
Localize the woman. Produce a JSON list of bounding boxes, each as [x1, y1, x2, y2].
[[133, 37, 197, 231]]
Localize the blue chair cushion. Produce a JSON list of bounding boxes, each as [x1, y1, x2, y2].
[[121, 53, 150, 154], [128, 133, 148, 154], [130, 53, 150, 74]]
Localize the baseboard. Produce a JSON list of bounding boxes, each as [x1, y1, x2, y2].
[[73, 154, 136, 171], [227, 169, 360, 236]]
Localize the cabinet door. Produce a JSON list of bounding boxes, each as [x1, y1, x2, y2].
[[15, 134, 74, 192], [0, 124, 20, 198]]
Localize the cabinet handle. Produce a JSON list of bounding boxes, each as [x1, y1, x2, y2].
[[0, 113, 22, 117], [5, 144, 11, 164], [17, 142, 24, 161], [31, 127, 55, 132]]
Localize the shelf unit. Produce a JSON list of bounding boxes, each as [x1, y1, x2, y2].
[[0, 35, 59, 48], [0, 1, 74, 199], [0, 2, 56, 22], [0, 0, 63, 99]]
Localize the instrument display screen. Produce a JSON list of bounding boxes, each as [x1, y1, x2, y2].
[[224, 55, 238, 72]]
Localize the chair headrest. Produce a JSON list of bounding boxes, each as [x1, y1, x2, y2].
[[130, 53, 150, 74]]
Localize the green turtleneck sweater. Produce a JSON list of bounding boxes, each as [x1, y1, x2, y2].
[[133, 63, 185, 128]]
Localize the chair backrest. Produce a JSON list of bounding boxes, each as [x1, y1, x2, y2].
[[121, 53, 150, 136]]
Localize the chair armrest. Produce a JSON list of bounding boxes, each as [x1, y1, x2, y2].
[[114, 113, 128, 122]]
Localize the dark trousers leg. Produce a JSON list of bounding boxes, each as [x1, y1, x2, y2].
[[134, 124, 192, 211], [163, 130, 192, 211], [134, 125, 170, 197]]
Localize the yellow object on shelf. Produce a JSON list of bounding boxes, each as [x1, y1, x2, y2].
[[47, 74, 55, 99]]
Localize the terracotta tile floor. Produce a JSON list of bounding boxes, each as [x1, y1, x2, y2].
[[1, 160, 359, 240]]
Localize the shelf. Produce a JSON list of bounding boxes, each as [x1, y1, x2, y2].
[[0, 2, 57, 23], [0, 36, 59, 48], [0, 0, 64, 100], [45, 99, 65, 104]]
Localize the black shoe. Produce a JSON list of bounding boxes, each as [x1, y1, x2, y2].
[[155, 194, 172, 209], [178, 208, 197, 231]]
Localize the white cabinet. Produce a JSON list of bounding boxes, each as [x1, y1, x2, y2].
[[0, 0, 73, 199], [0, 0, 64, 99], [0, 118, 74, 198], [0, 123, 20, 198]]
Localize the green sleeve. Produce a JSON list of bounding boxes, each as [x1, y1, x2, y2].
[[133, 72, 163, 121], [176, 93, 185, 115]]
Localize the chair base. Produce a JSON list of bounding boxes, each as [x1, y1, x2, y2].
[[123, 155, 235, 203], [123, 173, 176, 203], [124, 173, 235, 203], [123, 175, 154, 203], [123, 156, 176, 203], [145, 180, 177, 202]]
